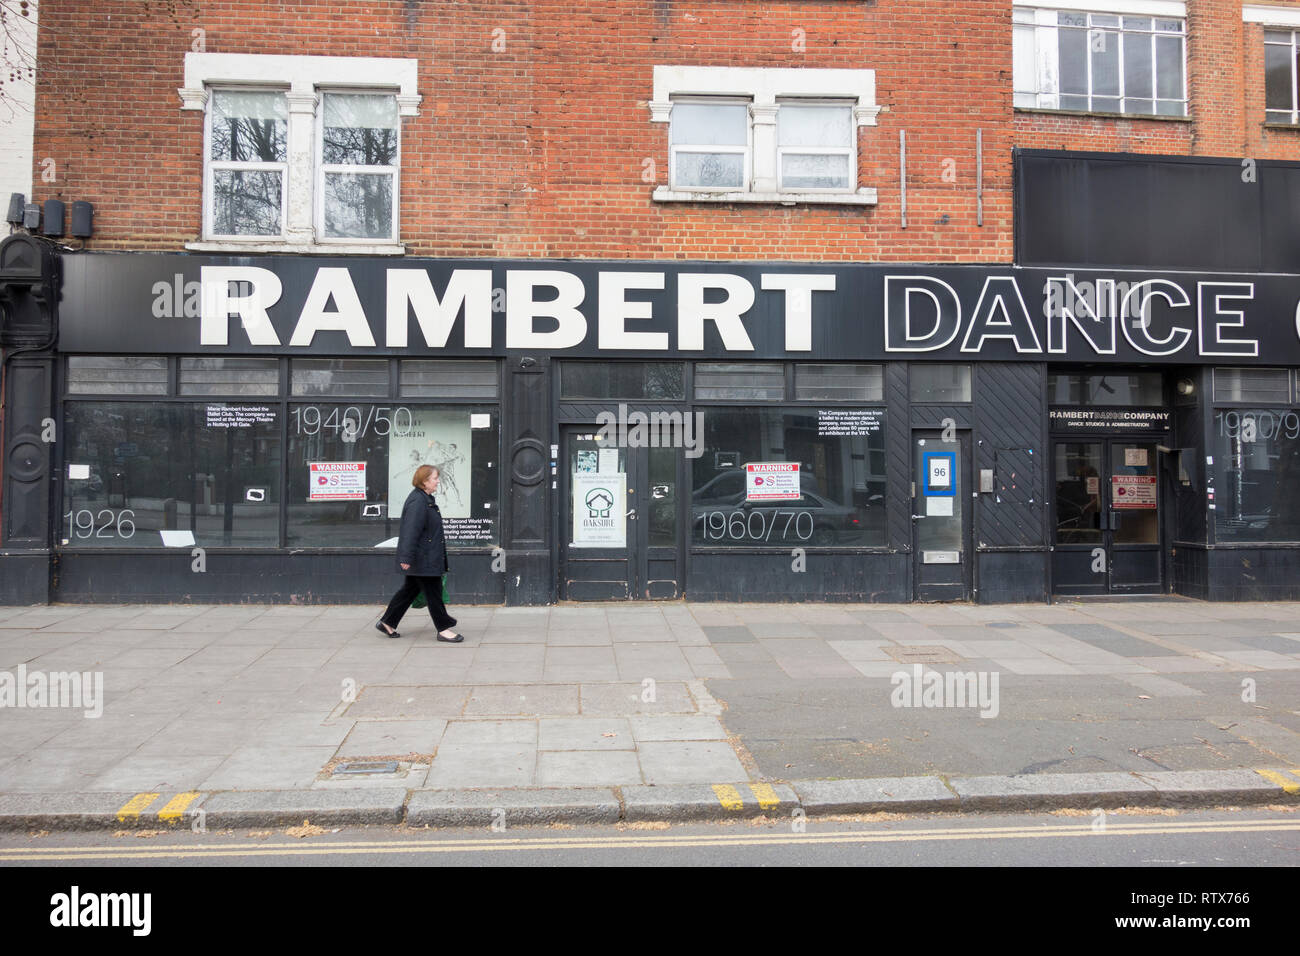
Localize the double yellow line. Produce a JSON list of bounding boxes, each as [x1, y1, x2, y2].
[[5, 817, 1298, 862], [115, 792, 200, 823]]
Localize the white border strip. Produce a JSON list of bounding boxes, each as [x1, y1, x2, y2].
[[1244, 5, 1300, 27], [1014, 0, 1185, 17]]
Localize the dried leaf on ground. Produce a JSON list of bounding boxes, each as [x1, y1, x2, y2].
[[616, 821, 671, 830], [286, 819, 327, 838]]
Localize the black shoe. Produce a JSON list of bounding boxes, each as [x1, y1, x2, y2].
[[375, 621, 401, 638], [437, 630, 463, 643]]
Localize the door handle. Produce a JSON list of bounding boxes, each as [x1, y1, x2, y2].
[[626, 508, 636, 518], [911, 514, 924, 520]]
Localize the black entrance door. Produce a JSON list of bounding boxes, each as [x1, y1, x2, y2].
[[560, 426, 682, 600], [912, 429, 973, 601], [1052, 438, 1163, 594]]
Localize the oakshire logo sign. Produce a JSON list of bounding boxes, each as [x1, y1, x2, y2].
[[572, 473, 626, 548], [585, 487, 614, 518]]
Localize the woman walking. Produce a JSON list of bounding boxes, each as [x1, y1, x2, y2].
[[376, 464, 463, 642]]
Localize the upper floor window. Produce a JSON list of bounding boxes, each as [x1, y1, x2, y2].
[[650, 66, 879, 206], [777, 101, 855, 192], [1265, 30, 1300, 124], [180, 53, 420, 253], [670, 98, 750, 191], [1245, 7, 1300, 124], [319, 93, 400, 239], [207, 90, 288, 237], [1014, 3, 1187, 117]]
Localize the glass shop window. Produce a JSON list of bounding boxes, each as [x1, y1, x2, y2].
[[1047, 372, 1162, 405], [694, 363, 785, 401], [400, 360, 499, 400], [286, 403, 500, 547], [910, 364, 971, 403], [179, 357, 280, 396], [291, 358, 389, 397], [67, 357, 168, 395], [62, 402, 281, 548], [560, 362, 685, 400], [1212, 408, 1300, 543], [1212, 368, 1290, 405], [692, 407, 886, 547], [794, 364, 883, 402]]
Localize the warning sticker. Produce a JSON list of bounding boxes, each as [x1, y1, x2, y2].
[[1111, 474, 1156, 510], [746, 462, 801, 501], [309, 462, 367, 501]]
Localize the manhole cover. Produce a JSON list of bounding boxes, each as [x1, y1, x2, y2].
[[883, 645, 961, 664], [333, 761, 400, 775]]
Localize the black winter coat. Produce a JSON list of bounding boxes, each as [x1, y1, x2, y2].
[[395, 488, 450, 576]]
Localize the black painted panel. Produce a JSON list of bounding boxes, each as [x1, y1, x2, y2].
[[978, 552, 1047, 603], [52, 551, 506, 605], [0, 553, 50, 604], [686, 551, 908, 603], [975, 364, 1046, 549], [885, 364, 912, 553], [1017, 150, 1273, 271]]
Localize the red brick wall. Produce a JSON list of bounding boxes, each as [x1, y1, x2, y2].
[[30, 0, 1300, 261]]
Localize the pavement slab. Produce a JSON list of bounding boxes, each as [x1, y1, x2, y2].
[[4, 599, 1300, 829]]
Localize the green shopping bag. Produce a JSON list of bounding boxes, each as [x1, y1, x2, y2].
[[409, 576, 447, 610]]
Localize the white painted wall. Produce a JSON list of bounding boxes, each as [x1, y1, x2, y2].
[[0, 0, 38, 205]]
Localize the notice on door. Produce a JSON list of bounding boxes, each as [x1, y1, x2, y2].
[[1112, 474, 1156, 509], [309, 462, 367, 501], [746, 462, 800, 501], [572, 473, 626, 548]]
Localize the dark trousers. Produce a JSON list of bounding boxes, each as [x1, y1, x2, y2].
[[381, 575, 457, 631]]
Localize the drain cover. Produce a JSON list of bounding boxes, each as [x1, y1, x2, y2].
[[884, 645, 961, 664], [333, 761, 399, 775]]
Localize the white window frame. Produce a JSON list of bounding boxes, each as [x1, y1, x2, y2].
[[315, 90, 402, 244], [668, 96, 753, 193], [1013, 3, 1188, 118], [649, 66, 880, 206], [203, 87, 290, 241], [179, 53, 420, 254], [775, 98, 857, 194], [1246, 7, 1300, 125], [1263, 29, 1300, 125]]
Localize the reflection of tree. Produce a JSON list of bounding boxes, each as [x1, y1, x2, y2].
[[323, 173, 392, 238], [644, 363, 683, 399], [323, 123, 396, 166], [214, 113, 285, 162], [213, 170, 281, 234], [321, 96, 397, 238], [212, 100, 286, 234], [0, 0, 37, 122]]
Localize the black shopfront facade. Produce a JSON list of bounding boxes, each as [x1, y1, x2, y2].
[[6, 241, 1300, 606]]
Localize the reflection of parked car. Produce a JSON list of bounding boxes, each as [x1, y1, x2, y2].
[[691, 485, 865, 545]]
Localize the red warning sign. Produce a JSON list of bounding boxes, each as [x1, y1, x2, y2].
[[1111, 474, 1156, 509]]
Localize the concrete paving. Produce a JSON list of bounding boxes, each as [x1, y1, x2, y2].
[[0, 599, 1298, 828]]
